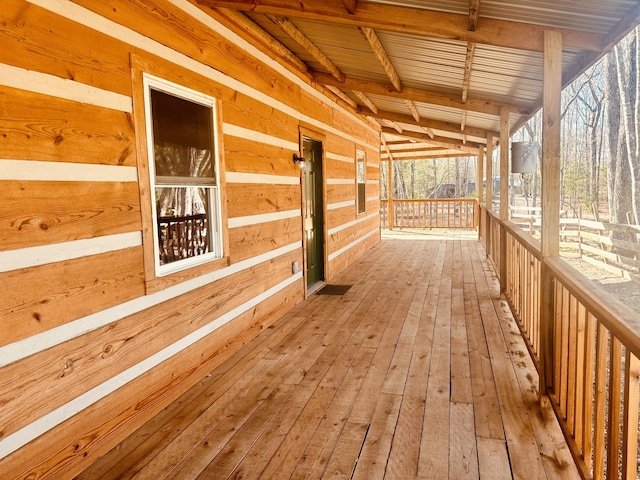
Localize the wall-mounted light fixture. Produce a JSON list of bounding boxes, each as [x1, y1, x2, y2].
[[293, 153, 306, 170]]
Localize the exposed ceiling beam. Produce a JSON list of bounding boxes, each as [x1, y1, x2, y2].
[[342, 0, 358, 15], [199, 0, 604, 52], [381, 127, 480, 152], [469, 0, 481, 31], [359, 27, 403, 92], [368, 109, 497, 139], [352, 90, 378, 114], [267, 15, 346, 82], [315, 72, 530, 116]]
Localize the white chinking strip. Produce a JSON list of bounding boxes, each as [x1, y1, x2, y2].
[[327, 178, 355, 185], [226, 171, 300, 185], [0, 232, 142, 273], [328, 212, 378, 235], [326, 152, 354, 164], [0, 63, 132, 113], [0, 272, 303, 459], [0, 159, 137, 182], [222, 124, 299, 152], [328, 228, 379, 262], [327, 200, 355, 210], [25, 0, 379, 152], [0, 241, 302, 368], [228, 209, 301, 229]]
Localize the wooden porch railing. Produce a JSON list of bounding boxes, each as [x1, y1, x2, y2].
[[157, 213, 209, 264], [380, 198, 478, 228], [479, 204, 640, 480]]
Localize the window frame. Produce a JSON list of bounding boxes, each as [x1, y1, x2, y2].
[[356, 148, 366, 214], [142, 73, 224, 278]]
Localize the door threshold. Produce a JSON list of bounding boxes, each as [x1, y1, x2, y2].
[[306, 281, 326, 296]]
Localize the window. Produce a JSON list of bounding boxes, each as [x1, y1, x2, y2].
[[143, 75, 223, 276], [356, 149, 366, 214]]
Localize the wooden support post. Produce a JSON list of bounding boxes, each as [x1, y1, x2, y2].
[[486, 133, 494, 211], [539, 30, 562, 402], [499, 106, 510, 222], [477, 146, 484, 204], [388, 157, 393, 230], [499, 106, 510, 292]]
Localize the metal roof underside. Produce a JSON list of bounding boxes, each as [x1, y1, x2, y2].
[[198, 0, 640, 159]]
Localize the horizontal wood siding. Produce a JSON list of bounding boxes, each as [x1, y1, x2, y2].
[[0, 0, 379, 477]]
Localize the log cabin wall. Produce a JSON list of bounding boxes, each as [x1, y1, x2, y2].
[[0, 0, 380, 477]]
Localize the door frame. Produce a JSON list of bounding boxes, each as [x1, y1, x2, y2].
[[299, 126, 327, 297]]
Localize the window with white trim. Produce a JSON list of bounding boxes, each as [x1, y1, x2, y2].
[[356, 149, 366, 214], [143, 74, 223, 276]]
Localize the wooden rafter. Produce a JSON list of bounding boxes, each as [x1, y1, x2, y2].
[[383, 120, 403, 134], [385, 146, 445, 154], [381, 127, 480, 152], [382, 152, 478, 159], [422, 127, 435, 139], [216, 9, 311, 76], [359, 27, 403, 92], [267, 15, 346, 82], [342, 0, 358, 15], [461, 110, 468, 132], [352, 90, 378, 114], [462, 43, 476, 103], [315, 72, 530, 116], [367, 109, 497, 139], [405, 100, 421, 123], [200, 0, 604, 52], [469, 0, 481, 31], [325, 85, 358, 109]]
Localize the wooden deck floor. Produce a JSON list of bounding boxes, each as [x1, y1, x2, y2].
[[78, 231, 580, 480]]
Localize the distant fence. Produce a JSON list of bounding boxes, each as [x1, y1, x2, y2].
[[509, 206, 640, 279], [380, 198, 478, 229], [480, 205, 640, 479]]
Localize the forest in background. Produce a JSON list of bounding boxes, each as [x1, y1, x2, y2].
[[381, 26, 640, 226]]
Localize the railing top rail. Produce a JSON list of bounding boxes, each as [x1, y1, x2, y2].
[[546, 256, 640, 359], [380, 198, 477, 203]]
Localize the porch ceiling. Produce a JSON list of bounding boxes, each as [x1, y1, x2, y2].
[[197, 0, 640, 159]]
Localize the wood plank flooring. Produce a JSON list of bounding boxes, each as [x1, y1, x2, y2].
[[77, 230, 580, 480]]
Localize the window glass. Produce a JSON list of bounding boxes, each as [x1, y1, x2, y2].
[[145, 77, 223, 275], [357, 149, 366, 214]]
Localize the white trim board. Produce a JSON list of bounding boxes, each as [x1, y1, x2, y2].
[[0, 159, 138, 182], [0, 272, 302, 460]]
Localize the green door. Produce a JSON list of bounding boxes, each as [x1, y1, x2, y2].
[[303, 138, 324, 290]]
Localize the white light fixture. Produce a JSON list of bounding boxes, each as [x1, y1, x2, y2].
[[293, 153, 306, 170]]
